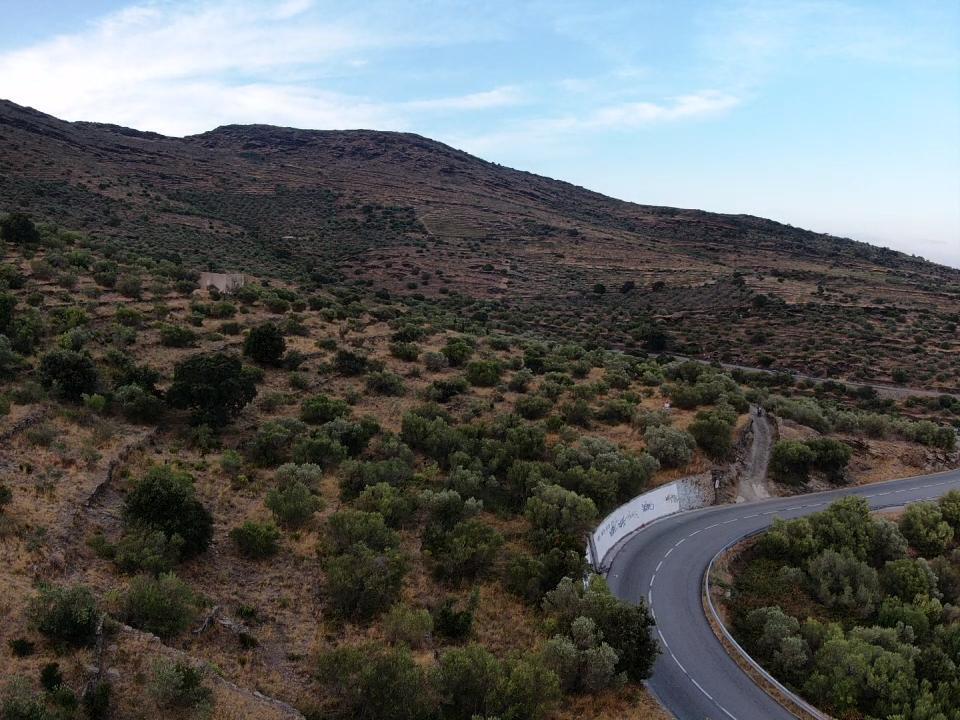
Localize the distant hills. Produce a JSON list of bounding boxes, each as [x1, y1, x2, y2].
[[2, 98, 958, 390]]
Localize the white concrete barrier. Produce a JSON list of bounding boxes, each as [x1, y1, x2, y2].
[[589, 482, 681, 570]]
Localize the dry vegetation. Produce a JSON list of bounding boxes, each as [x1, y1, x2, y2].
[[1, 98, 958, 393]]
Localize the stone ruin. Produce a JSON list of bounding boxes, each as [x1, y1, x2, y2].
[[198, 271, 245, 293]]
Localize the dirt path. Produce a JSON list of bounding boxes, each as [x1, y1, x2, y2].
[[734, 406, 775, 503]]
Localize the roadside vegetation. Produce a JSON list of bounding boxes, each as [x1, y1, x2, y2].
[[726, 495, 960, 719]]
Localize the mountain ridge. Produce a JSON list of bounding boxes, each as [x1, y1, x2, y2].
[[1, 98, 958, 390]]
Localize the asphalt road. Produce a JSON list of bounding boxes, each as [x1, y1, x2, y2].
[[605, 468, 960, 720]]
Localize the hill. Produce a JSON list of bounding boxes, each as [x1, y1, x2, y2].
[[1, 99, 958, 391]]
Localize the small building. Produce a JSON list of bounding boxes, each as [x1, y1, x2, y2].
[[199, 272, 245, 293]]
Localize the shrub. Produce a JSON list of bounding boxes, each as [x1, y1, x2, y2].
[[266, 480, 322, 528], [434, 644, 504, 718], [542, 616, 621, 693], [515, 395, 553, 420], [427, 377, 469, 403], [441, 337, 473, 367], [464, 360, 502, 387], [643, 426, 695, 468], [0, 336, 24, 380], [115, 274, 142, 299], [29, 584, 99, 647], [769, 440, 817, 485], [355, 483, 417, 528], [327, 510, 399, 554], [230, 521, 281, 559], [525, 484, 597, 553], [291, 433, 348, 467], [0, 679, 50, 720], [113, 526, 185, 574], [508, 368, 533, 393], [366, 371, 406, 396], [243, 323, 286, 365], [899, 503, 953, 556], [542, 577, 658, 681], [939, 490, 960, 533], [1, 213, 40, 246], [115, 384, 164, 423], [425, 518, 503, 580], [300, 394, 350, 424], [159, 324, 197, 348], [806, 437, 852, 480], [247, 418, 307, 467], [148, 659, 213, 715], [384, 604, 433, 648], [881, 558, 941, 601], [325, 544, 408, 620], [389, 342, 419, 362], [432, 596, 475, 641], [123, 573, 197, 638], [167, 352, 257, 427], [317, 644, 435, 720], [38, 349, 98, 401], [424, 351, 449, 372], [807, 550, 881, 617], [561, 398, 593, 428], [124, 465, 213, 559], [335, 349, 371, 375], [688, 409, 735, 460]]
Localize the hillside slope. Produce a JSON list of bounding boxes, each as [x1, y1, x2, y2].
[[1, 99, 958, 390]]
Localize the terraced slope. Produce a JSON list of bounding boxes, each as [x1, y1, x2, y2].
[[1, 98, 958, 390]]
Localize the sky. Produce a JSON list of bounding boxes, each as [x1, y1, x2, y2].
[[0, 1, 958, 267]]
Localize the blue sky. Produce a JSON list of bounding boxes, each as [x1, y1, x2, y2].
[[1, 1, 958, 266]]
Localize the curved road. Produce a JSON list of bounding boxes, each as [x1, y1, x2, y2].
[[606, 467, 960, 720]]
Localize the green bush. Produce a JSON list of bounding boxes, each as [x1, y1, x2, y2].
[[689, 409, 735, 460], [643, 426, 695, 468], [159, 324, 197, 348], [124, 465, 213, 559], [515, 395, 553, 420], [898, 503, 953, 556], [266, 480, 322, 528], [424, 518, 503, 580], [525, 484, 597, 553], [335, 349, 372, 375], [167, 352, 257, 427], [230, 521, 281, 559], [115, 384, 165, 423], [355, 483, 417, 528], [325, 544, 408, 620], [148, 659, 213, 715], [384, 604, 433, 648], [38, 349, 98, 401], [28, 584, 99, 647], [113, 525, 185, 574], [123, 573, 197, 638], [327, 510, 399, 554], [769, 440, 817, 485], [317, 644, 435, 720], [464, 359, 502, 387], [441, 337, 474, 367], [366, 371, 406, 396], [1, 213, 41, 246], [300, 393, 350, 424], [243, 323, 286, 365], [389, 342, 420, 362]]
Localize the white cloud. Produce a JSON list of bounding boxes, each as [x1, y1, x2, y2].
[[404, 86, 524, 112], [0, 0, 520, 135], [575, 91, 739, 129]]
